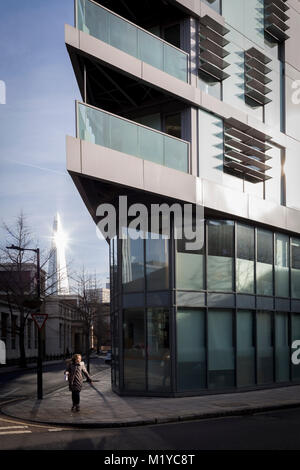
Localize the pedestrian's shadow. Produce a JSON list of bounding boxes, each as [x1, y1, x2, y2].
[[88, 383, 119, 417]]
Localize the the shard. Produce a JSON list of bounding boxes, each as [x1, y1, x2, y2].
[[47, 213, 69, 295]]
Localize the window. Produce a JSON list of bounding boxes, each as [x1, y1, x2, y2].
[[123, 309, 145, 390], [176, 226, 204, 291], [275, 234, 289, 298], [236, 224, 255, 294], [11, 315, 17, 350], [256, 229, 273, 296], [27, 319, 32, 349], [291, 238, 300, 299], [275, 312, 290, 383], [257, 311, 274, 384], [164, 113, 181, 139], [237, 310, 255, 387], [147, 308, 170, 391], [122, 229, 144, 293], [177, 309, 206, 391], [208, 310, 235, 389], [145, 234, 169, 291], [1, 313, 8, 343], [207, 220, 234, 292], [59, 323, 62, 349]]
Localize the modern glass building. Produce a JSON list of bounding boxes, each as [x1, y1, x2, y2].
[[65, 0, 300, 396]]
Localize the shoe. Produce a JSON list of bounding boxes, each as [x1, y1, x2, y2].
[[76, 405, 80, 412], [71, 406, 75, 411]]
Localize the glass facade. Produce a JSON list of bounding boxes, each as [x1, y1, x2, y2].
[[110, 218, 300, 396]]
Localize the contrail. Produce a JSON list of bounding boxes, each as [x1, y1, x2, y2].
[[5, 159, 67, 176]]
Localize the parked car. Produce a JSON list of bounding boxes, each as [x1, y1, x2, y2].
[[105, 350, 112, 363]]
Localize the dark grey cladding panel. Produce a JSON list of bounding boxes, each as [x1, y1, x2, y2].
[[256, 296, 274, 310], [123, 293, 145, 308], [236, 294, 256, 309], [291, 300, 300, 313], [176, 291, 206, 307], [207, 293, 235, 308], [275, 298, 291, 312], [146, 291, 170, 307]]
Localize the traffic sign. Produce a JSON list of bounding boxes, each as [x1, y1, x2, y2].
[[31, 313, 48, 330]]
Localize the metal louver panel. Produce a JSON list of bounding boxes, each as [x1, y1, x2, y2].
[[244, 47, 272, 106], [223, 117, 273, 184], [199, 15, 230, 82], [264, 0, 290, 42]]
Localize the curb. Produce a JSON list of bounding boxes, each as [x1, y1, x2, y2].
[[2, 400, 300, 429]]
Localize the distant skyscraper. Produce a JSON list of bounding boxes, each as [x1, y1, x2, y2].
[[48, 213, 69, 295]]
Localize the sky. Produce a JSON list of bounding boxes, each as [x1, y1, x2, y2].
[[0, 0, 109, 288]]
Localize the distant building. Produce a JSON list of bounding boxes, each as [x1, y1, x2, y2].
[[86, 287, 110, 304], [0, 299, 38, 363], [44, 294, 86, 357]]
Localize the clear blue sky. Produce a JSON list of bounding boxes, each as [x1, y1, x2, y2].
[[0, 0, 109, 287]]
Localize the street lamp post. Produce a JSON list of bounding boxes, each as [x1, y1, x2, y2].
[[7, 244, 43, 400]]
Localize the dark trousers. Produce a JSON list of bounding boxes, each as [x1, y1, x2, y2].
[[72, 391, 80, 406]]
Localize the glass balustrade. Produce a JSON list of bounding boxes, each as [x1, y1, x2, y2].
[[76, 0, 188, 82], [77, 102, 189, 173]]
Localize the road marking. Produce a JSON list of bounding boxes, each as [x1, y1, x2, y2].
[[48, 428, 64, 432], [0, 425, 28, 430], [0, 388, 20, 398], [0, 430, 32, 435]]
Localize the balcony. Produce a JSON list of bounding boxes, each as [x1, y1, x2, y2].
[[75, 0, 189, 83], [77, 102, 190, 173]]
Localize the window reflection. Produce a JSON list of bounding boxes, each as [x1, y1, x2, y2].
[[236, 224, 255, 294], [208, 310, 235, 389], [122, 229, 144, 292], [123, 309, 145, 390], [147, 308, 170, 391], [207, 220, 234, 292], [257, 229, 273, 296], [145, 234, 169, 291], [291, 238, 300, 299], [275, 234, 289, 298], [257, 311, 274, 384], [177, 309, 206, 391], [176, 221, 204, 291]]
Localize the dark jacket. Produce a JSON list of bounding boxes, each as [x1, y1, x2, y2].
[[66, 360, 92, 392]]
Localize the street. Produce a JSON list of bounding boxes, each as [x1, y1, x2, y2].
[[1, 407, 300, 450], [1, 355, 300, 451]]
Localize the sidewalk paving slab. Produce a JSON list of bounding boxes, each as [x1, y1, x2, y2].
[[2, 369, 300, 428]]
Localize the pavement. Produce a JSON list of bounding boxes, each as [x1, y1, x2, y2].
[[2, 368, 300, 428]]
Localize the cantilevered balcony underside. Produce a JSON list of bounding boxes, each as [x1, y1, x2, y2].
[[66, 134, 300, 238]]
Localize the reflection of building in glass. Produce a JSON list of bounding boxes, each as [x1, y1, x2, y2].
[[66, 0, 300, 396]]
